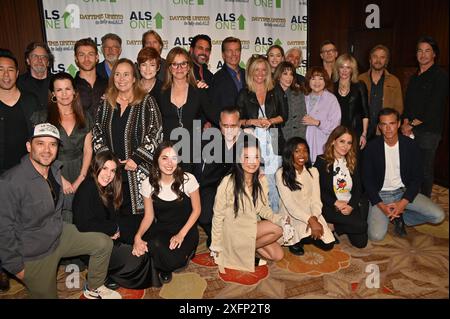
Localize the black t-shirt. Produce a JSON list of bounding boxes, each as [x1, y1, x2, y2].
[[17, 71, 51, 110], [111, 105, 131, 180], [0, 99, 29, 172]]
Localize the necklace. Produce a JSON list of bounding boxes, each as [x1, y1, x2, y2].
[[118, 95, 131, 103], [176, 107, 183, 128]]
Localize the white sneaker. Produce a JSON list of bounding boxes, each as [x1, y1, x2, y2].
[[83, 284, 122, 299]]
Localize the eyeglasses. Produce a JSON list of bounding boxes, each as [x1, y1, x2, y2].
[[170, 61, 189, 69], [30, 54, 49, 61], [321, 49, 336, 54]]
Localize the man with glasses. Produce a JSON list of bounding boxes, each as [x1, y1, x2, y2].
[[401, 36, 449, 197], [319, 40, 338, 80], [0, 123, 121, 299], [17, 42, 54, 110], [96, 33, 122, 80], [190, 34, 213, 86]]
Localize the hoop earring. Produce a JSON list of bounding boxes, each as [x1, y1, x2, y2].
[[51, 95, 57, 103]]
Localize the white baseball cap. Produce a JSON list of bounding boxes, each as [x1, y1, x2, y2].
[[31, 123, 61, 142]]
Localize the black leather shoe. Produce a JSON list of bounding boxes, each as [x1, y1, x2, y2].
[[0, 270, 10, 293], [158, 272, 172, 284], [288, 243, 305, 256], [393, 216, 407, 237], [332, 231, 341, 244], [104, 277, 120, 290]]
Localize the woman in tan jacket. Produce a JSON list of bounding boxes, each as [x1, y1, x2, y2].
[[276, 137, 335, 256], [210, 139, 284, 273]]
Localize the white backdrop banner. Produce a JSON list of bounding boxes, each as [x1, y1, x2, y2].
[[42, 0, 307, 76]]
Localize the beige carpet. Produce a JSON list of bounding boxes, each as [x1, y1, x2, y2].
[[1, 185, 448, 299]]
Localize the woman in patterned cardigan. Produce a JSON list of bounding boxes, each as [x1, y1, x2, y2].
[[93, 58, 162, 243]]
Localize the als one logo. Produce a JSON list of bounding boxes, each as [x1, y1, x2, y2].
[[62, 4, 80, 29]]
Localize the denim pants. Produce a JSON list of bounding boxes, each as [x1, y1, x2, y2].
[[368, 187, 445, 241]]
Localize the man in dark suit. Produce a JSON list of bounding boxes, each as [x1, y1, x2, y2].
[[363, 108, 444, 241], [199, 106, 249, 247], [209, 37, 245, 126], [190, 34, 213, 86]]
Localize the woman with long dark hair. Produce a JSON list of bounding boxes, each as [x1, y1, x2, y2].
[[210, 139, 284, 273], [137, 141, 200, 284], [314, 126, 368, 248], [276, 137, 335, 256], [73, 151, 159, 289], [31, 71, 93, 222]]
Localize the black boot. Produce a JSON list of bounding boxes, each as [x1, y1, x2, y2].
[[288, 242, 305, 256], [158, 271, 172, 284], [0, 269, 10, 293], [393, 216, 407, 237]]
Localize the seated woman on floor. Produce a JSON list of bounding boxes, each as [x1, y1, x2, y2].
[[210, 138, 284, 273], [73, 151, 159, 289], [276, 137, 335, 256], [314, 126, 368, 248], [136, 141, 200, 284]]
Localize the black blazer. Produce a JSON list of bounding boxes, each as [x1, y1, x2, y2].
[[96, 61, 109, 80], [334, 81, 369, 136], [362, 135, 423, 206], [314, 155, 362, 218], [209, 66, 245, 125]]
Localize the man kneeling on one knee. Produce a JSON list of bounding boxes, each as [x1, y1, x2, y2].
[[363, 108, 445, 241], [0, 123, 121, 299]]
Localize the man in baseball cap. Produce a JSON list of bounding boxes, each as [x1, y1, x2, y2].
[[0, 122, 121, 299], [30, 122, 61, 142]]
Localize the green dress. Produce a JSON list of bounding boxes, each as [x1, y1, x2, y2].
[[31, 110, 93, 222]]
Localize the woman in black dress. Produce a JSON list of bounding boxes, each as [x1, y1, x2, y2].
[[73, 151, 160, 288], [136, 141, 201, 284]]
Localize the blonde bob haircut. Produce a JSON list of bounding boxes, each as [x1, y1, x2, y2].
[[332, 53, 359, 83]]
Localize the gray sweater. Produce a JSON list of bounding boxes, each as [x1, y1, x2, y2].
[[0, 156, 63, 275]]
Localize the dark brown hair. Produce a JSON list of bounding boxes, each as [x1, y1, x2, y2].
[[304, 66, 333, 94], [323, 126, 357, 174], [48, 72, 86, 128], [149, 141, 187, 201], [91, 151, 122, 210]]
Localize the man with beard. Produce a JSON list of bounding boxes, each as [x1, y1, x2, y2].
[[0, 123, 121, 299], [359, 45, 403, 140], [0, 49, 40, 292], [17, 42, 54, 110], [73, 38, 108, 118], [96, 33, 122, 80], [189, 34, 213, 86]]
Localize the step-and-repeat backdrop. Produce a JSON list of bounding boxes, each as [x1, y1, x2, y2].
[[42, 0, 307, 76]]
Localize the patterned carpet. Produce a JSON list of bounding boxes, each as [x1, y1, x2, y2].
[[1, 185, 448, 299]]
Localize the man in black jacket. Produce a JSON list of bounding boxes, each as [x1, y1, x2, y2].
[[401, 36, 449, 197], [363, 108, 444, 241]]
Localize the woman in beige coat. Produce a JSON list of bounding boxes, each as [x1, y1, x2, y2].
[[210, 139, 284, 273], [276, 137, 335, 256]]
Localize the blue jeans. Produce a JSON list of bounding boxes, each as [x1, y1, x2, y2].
[[368, 187, 445, 241]]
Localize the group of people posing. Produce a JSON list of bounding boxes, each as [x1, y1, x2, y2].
[[0, 30, 447, 298]]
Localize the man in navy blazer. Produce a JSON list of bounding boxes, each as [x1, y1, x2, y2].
[[209, 37, 246, 126], [363, 108, 444, 241]]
